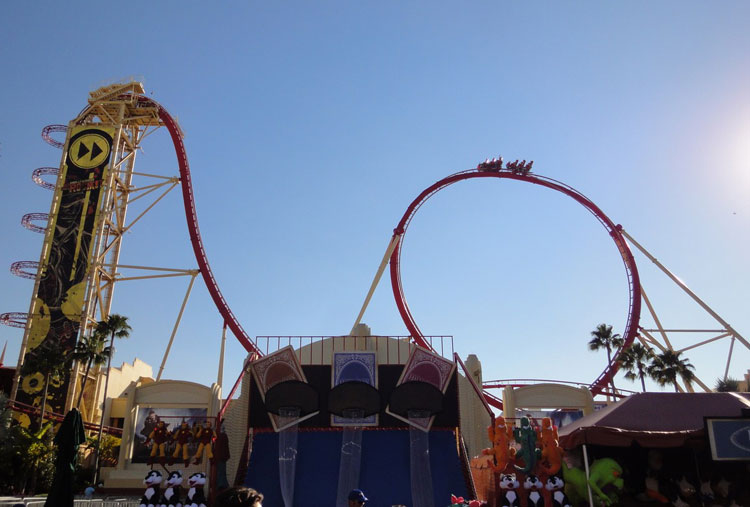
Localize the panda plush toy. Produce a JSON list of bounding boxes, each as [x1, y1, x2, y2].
[[185, 472, 207, 507], [140, 470, 163, 507], [161, 470, 183, 507]]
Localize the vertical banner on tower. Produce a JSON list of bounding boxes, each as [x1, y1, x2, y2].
[[15, 126, 115, 426]]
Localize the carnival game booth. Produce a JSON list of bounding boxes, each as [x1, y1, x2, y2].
[[558, 392, 750, 506], [241, 335, 491, 507], [102, 378, 222, 492]]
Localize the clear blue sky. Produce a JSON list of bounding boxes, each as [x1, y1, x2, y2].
[[1, 2, 749, 395]]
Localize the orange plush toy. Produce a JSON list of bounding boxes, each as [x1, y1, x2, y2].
[[538, 417, 564, 475], [482, 416, 516, 473]]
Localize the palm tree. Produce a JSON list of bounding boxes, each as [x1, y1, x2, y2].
[[20, 340, 70, 428], [647, 349, 696, 392], [588, 324, 624, 395], [617, 342, 654, 392], [715, 377, 740, 392], [93, 314, 131, 483], [70, 331, 112, 409], [96, 314, 132, 418]]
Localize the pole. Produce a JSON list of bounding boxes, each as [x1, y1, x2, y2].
[[218, 322, 227, 387], [723, 337, 736, 382], [582, 444, 595, 507], [93, 333, 115, 485]]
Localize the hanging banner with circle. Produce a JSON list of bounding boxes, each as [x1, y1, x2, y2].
[[15, 126, 115, 426]]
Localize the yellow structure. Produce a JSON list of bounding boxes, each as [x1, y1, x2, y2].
[[102, 379, 221, 490], [501, 383, 595, 419]]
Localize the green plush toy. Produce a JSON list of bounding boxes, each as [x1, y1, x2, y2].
[[512, 416, 540, 474], [562, 457, 624, 506]]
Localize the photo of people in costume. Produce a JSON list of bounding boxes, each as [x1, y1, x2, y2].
[[131, 407, 209, 464]]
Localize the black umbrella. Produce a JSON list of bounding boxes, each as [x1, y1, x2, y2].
[[45, 408, 86, 507]]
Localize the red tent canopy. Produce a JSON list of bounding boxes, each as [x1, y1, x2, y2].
[[559, 392, 750, 449]]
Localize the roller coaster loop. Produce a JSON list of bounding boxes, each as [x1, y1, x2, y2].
[[388, 159, 641, 396]]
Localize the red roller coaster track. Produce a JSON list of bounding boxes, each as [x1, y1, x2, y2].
[[21, 212, 49, 234], [141, 97, 258, 355], [4, 99, 259, 357], [9, 96, 641, 400], [10, 261, 39, 280], [0, 312, 27, 329], [41, 124, 66, 149], [32, 167, 59, 190], [389, 160, 642, 396]]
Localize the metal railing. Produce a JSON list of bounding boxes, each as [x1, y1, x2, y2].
[[253, 335, 454, 365]]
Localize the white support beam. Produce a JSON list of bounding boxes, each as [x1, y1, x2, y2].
[[621, 228, 750, 350], [640, 287, 674, 349], [638, 329, 668, 352], [105, 264, 198, 273], [157, 272, 199, 381], [350, 234, 401, 335], [114, 272, 197, 282], [723, 337, 736, 382], [677, 333, 731, 353], [641, 329, 726, 333]]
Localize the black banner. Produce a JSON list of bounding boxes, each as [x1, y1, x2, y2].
[[16, 126, 114, 426]]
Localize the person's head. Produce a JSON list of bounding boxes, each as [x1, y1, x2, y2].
[[348, 489, 368, 506], [215, 486, 264, 507]]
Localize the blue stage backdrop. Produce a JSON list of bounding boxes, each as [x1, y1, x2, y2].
[[244, 428, 469, 507]]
